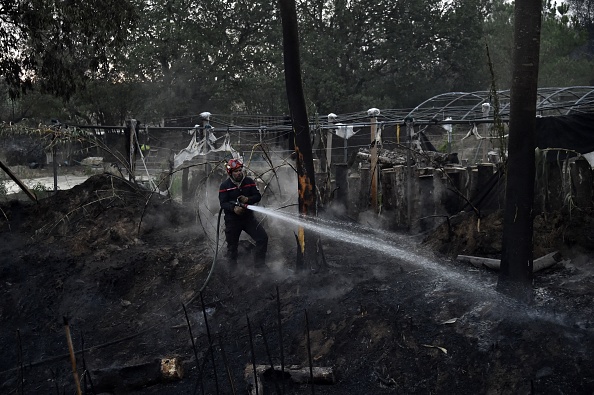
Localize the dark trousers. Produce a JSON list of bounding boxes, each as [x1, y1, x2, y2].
[[224, 216, 268, 267]]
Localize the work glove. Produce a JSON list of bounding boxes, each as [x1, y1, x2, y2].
[[238, 195, 249, 204], [233, 206, 246, 215]]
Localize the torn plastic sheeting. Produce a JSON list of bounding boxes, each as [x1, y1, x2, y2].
[[174, 133, 238, 169], [332, 123, 356, 139]]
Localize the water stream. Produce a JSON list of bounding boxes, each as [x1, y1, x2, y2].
[[250, 204, 486, 292], [247, 204, 591, 331]]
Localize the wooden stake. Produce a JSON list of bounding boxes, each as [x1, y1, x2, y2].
[[200, 292, 220, 394], [247, 315, 259, 395], [276, 286, 285, 394], [63, 317, 82, 395], [370, 116, 378, 212], [304, 310, 315, 395], [0, 160, 37, 202]]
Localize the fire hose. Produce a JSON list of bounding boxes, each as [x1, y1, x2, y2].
[[199, 200, 248, 292]]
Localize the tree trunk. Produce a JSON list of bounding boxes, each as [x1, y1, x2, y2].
[[278, 0, 318, 272], [497, 0, 542, 300]]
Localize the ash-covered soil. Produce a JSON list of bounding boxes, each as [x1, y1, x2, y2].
[[1, 173, 593, 394]]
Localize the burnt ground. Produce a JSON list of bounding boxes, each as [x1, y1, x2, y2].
[[1, 173, 593, 394]]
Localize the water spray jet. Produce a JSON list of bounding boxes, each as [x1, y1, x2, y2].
[[244, 205, 592, 331]]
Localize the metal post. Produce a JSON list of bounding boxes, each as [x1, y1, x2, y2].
[[405, 119, 414, 229], [481, 103, 491, 163], [326, 129, 332, 173], [52, 138, 58, 193], [201, 113, 211, 175], [369, 113, 379, 212], [128, 119, 137, 182]]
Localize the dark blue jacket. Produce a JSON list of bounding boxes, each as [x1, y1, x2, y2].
[[218, 176, 262, 221]]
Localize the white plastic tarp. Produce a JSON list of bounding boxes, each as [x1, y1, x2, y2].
[[174, 131, 239, 169], [333, 123, 356, 139]]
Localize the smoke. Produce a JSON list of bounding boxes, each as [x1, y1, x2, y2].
[[184, 148, 299, 266], [357, 209, 386, 231]]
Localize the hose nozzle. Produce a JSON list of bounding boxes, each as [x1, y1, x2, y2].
[[233, 200, 248, 209]]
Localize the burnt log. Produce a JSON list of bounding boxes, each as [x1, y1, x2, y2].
[[457, 251, 561, 272], [91, 357, 183, 392], [245, 364, 335, 395]]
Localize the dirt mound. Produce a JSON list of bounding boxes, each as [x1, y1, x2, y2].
[[1, 174, 593, 394], [2, 174, 203, 252]]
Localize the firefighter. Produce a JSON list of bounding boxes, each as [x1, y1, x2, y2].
[[218, 158, 268, 269]]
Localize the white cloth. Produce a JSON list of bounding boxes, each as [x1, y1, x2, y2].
[[333, 123, 356, 139]]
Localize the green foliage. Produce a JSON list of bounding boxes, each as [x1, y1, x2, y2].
[[0, 0, 137, 100], [484, 0, 594, 90], [539, 0, 594, 86], [483, 0, 517, 89], [486, 43, 507, 162], [31, 182, 50, 193], [28, 181, 52, 200], [297, 0, 489, 112], [69, 80, 148, 125], [566, 0, 594, 28], [3, 0, 594, 124], [0, 83, 68, 124], [115, 0, 283, 118]]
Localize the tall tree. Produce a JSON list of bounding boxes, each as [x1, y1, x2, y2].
[[484, 0, 594, 90], [483, 0, 516, 89], [497, 0, 542, 300], [0, 0, 137, 99], [539, 0, 594, 86], [0, 83, 65, 123], [117, 0, 283, 119], [567, 0, 594, 31], [7, 0, 594, 128], [296, 0, 489, 113], [278, 0, 318, 271]]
